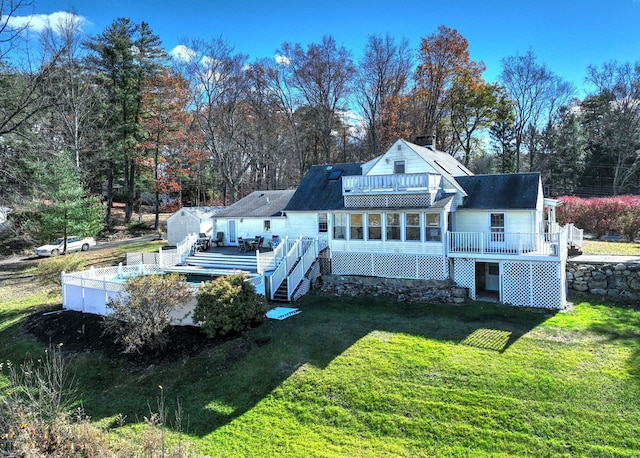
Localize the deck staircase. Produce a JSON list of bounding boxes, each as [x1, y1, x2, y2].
[[182, 252, 276, 272], [269, 237, 319, 302]]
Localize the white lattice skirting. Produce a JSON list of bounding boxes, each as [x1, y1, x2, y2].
[[331, 252, 448, 280], [344, 193, 431, 208], [451, 258, 476, 299], [502, 260, 565, 309]]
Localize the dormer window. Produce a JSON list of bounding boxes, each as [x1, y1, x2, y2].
[[394, 160, 405, 174]]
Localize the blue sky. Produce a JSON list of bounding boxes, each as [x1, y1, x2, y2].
[[12, 0, 640, 96]]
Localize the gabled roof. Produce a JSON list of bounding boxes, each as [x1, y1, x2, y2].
[[455, 173, 541, 210], [404, 140, 473, 178], [170, 206, 225, 220], [216, 190, 296, 218], [285, 163, 362, 211]]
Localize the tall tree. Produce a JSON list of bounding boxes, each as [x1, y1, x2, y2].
[[138, 69, 204, 228], [582, 61, 640, 195], [37, 153, 104, 251], [499, 49, 573, 172], [245, 60, 297, 190], [354, 33, 412, 157], [85, 18, 165, 223], [548, 106, 587, 195], [489, 87, 517, 173], [38, 12, 104, 171], [414, 25, 483, 149], [174, 37, 251, 203], [277, 35, 355, 164], [447, 73, 501, 166]]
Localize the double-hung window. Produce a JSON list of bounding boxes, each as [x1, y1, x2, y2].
[[426, 214, 441, 241], [350, 213, 364, 240], [368, 213, 382, 240], [333, 214, 346, 239], [386, 213, 401, 240], [318, 213, 328, 233], [405, 213, 421, 241]]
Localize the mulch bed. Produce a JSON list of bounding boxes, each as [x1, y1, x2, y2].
[[23, 305, 214, 366]]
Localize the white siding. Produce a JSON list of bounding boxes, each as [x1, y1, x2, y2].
[[285, 212, 321, 239], [454, 210, 536, 233], [167, 212, 212, 246], [366, 142, 438, 176], [214, 217, 286, 248]]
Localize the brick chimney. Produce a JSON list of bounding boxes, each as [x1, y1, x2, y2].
[[413, 134, 435, 148]]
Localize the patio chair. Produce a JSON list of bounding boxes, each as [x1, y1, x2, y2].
[[251, 236, 264, 251], [212, 231, 224, 247], [238, 237, 247, 252], [270, 235, 281, 250]]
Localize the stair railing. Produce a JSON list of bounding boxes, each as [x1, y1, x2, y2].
[[269, 237, 301, 300], [286, 238, 317, 300]]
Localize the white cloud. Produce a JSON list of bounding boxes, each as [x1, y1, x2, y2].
[[275, 54, 290, 66], [169, 45, 196, 62], [7, 11, 89, 34]]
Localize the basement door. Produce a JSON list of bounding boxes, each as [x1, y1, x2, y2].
[[485, 263, 500, 291], [476, 261, 500, 293]]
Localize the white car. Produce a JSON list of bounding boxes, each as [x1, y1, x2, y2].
[[35, 236, 97, 257]]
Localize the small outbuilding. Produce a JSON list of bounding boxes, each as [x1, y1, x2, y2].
[[166, 206, 224, 246]]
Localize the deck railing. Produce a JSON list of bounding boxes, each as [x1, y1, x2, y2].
[[342, 173, 439, 195], [448, 231, 563, 257]]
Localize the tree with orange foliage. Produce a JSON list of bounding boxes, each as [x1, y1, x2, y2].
[[137, 69, 205, 229], [414, 25, 484, 150]]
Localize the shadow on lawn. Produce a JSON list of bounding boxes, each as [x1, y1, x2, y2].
[[16, 295, 556, 438]]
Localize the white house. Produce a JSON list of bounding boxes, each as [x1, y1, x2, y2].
[[213, 190, 296, 249], [161, 139, 581, 308], [279, 139, 580, 309], [166, 206, 223, 246]]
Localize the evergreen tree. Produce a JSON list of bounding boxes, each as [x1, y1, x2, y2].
[[38, 153, 104, 252]]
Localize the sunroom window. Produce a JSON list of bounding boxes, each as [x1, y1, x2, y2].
[[406, 213, 421, 241], [426, 214, 441, 241], [368, 213, 382, 240], [386, 213, 401, 240], [350, 213, 364, 240], [333, 214, 346, 239]]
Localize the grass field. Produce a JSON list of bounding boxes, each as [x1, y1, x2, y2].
[[2, 290, 640, 455], [1, 239, 640, 456], [583, 239, 640, 256]]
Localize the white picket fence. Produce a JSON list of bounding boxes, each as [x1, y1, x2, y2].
[[61, 263, 266, 326]]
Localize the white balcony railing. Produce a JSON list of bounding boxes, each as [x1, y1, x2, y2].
[[342, 173, 439, 195], [448, 231, 564, 257]]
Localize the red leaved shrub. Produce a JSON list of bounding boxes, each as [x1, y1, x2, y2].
[[557, 195, 640, 240]]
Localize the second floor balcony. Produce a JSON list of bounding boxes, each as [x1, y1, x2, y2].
[[342, 173, 440, 196]]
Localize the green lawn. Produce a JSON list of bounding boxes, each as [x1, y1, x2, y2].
[[583, 239, 640, 256], [3, 281, 639, 456]]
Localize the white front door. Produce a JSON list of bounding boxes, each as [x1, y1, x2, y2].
[[228, 220, 238, 245], [485, 263, 500, 291]]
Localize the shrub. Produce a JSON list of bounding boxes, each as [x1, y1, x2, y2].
[[34, 254, 86, 290], [557, 195, 640, 238], [0, 346, 110, 457], [104, 273, 192, 353], [194, 273, 269, 339]]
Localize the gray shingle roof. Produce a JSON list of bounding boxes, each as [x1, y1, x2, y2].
[[285, 164, 363, 211], [176, 206, 225, 219], [215, 190, 296, 218], [455, 173, 541, 209]]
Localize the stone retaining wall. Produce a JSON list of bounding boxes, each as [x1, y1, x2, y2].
[[315, 275, 468, 304], [567, 261, 640, 301]]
